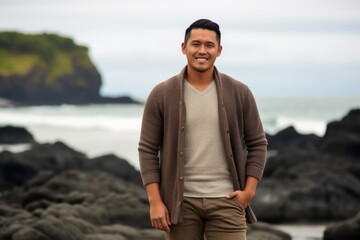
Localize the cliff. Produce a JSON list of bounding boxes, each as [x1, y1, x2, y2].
[[0, 32, 138, 105]]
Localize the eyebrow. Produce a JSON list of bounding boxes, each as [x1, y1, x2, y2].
[[190, 40, 216, 45]]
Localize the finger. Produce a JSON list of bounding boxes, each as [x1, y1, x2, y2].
[[153, 217, 168, 232], [161, 218, 170, 232], [151, 218, 155, 228], [155, 216, 169, 232], [152, 219, 159, 229], [154, 219, 162, 230], [166, 211, 171, 225], [226, 191, 237, 199]]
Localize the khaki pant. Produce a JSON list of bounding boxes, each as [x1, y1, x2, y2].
[[166, 197, 247, 240]]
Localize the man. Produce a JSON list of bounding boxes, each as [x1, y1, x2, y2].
[[138, 19, 267, 240]]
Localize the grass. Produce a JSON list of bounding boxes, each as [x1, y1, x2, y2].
[[0, 32, 97, 87], [46, 51, 73, 83], [0, 50, 40, 76]]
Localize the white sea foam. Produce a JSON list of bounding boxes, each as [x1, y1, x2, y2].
[[0, 104, 143, 133], [0, 106, 329, 135], [0, 144, 32, 153], [274, 116, 326, 136], [0, 113, 142, 132]]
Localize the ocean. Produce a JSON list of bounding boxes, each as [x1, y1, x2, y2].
[[0, 96, 359, 239]]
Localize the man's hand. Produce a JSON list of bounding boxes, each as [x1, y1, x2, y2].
[[226, 189, 254, 209], [149, 199, 171, 232], [226, 176, 258, 209], [146, 183, 171, 232]]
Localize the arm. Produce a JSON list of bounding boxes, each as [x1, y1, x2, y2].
[[243, 87, 268, 181], [138, 85, 164, 186], [227, 87, 267, 208], [139, 86, 170, 231]]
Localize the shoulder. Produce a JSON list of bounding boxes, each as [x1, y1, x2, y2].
[[219, 72, 251, 95], [145, 74, 181, 107], [149, 75, 179, 96], [149, 66, 185, 96]]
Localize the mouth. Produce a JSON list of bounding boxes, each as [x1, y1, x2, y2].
[[195, 57, 209, 62]]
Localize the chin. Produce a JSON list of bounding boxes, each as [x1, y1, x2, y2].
[[191, 65, 211, 73]]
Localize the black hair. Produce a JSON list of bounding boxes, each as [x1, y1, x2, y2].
[[184, 19, 221, 44]]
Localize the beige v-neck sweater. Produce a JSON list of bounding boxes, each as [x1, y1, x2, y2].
[[139, 66, 267, 224], [183, 80, 234, 197]]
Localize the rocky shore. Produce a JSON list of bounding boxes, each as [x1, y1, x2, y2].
[[254, 108, 360, 239], [0, 108, 359, 239], [0, 126, 290, 240]]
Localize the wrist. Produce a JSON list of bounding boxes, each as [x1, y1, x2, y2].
[[243, 188, 256, 199], [149, 197, 163, 205], [244, 176, 258, 199], [146, 182, 163, 205]]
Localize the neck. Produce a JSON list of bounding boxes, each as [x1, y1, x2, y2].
[[186, 66, 214, 91]]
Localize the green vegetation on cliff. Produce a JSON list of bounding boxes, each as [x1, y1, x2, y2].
[[0, 31, 103, 104], [0, 31, 138, 105], [0, 32, 94, 83]]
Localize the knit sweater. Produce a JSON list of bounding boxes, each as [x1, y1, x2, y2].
[[183, 80, 234, 197], [138, 66, 268, 224]]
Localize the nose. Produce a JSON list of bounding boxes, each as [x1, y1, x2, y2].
[[198, 44, 206, 53]]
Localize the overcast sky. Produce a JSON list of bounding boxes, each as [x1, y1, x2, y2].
[[1, 0, 360, 100]]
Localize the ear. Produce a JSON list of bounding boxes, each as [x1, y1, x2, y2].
[[181, 42, 186, 54], [217, 45, 223, 57]]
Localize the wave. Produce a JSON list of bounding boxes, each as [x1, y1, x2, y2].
[[0, 112, 328, 136], [0, 112, 142, 133], [263, 115, 327, 136]]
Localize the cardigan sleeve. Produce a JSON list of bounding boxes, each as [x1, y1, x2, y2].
[[138, 84, 164, 186], [242, 86, 268, 181]]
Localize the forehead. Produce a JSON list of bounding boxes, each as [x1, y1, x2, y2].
[[189, 28, 218, 43]]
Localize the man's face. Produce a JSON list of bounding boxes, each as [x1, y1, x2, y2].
[[181, 28, 222, 73]]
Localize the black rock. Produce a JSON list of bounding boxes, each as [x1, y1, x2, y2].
[[89, 154, 142, 186], [0, 125, 36, 144], [267, 126, 321, 151], [324, 211, 360, 240], [0, 170, 153, 239], [321, 108, 360, 156], [248, 222, 291, 240], [0, 141, 141, 191], [0, 170, 290, 240], [255, 109, 360, 223]]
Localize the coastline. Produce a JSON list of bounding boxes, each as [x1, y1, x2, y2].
[[1, 104, 359, 239]]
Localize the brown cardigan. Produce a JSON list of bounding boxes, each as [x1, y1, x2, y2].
[[138, 66, 267, 224]]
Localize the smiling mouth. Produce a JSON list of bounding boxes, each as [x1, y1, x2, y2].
[[195, 57, 208, 61]]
